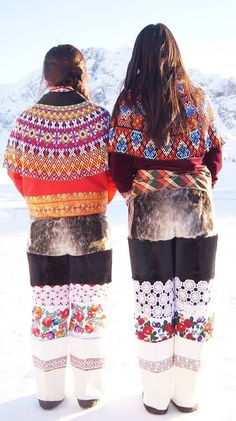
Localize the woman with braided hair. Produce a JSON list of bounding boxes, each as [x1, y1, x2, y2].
[[4, 44, 116, 410]]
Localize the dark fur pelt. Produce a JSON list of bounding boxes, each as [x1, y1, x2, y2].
[[27, 213, 110, 256], [129, 188, 215, 241]]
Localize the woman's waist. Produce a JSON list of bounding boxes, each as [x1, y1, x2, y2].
[[25, 190, 108, 219], [131, 167, 212, 195]]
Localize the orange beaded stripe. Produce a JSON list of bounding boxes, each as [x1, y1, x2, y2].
[[26, 191, 108, 218]]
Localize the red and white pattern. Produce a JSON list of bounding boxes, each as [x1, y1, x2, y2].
[[4, 102, 110, 181], [174, 354, 201, 372], [31, 283, 109, 340], [135, 315, 174, 342], [174, 277, 214, 342], [108, 80, 222, 161], [70, 355, 105, 371], [70, 283, 109, 305], [139, 356, 174, 373], [33, 355, 67, 372], [33, 285, 70, 307], [69, 303, 106, 338]]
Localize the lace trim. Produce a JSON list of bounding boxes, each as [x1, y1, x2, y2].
[[174, 354, 201, 371], [33, 355, 67, 371], [139, 356, 174, 373], [70, 355, 105, 370], [134, 280, 174, 318], [134, 278, 212, 319], [32, 283, 109, 307], [32, 285, 70, 307], [175, 299, 213, 319], [175, 277, 212, 306], [70, 283, 109, 304]]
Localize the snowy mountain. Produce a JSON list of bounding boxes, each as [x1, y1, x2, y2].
[[0, 47, 236, 159]]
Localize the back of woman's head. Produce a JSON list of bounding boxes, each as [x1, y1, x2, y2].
[[43, 44, 90, 99], [125, 23, 185, 90], [114, 23, 195, 146]]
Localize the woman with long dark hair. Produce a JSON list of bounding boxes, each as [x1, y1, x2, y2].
[[4, 44, 116, 410], [108, 24, 223, 414]]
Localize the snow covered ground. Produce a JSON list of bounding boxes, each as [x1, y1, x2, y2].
[[0, 162, 236, 421]]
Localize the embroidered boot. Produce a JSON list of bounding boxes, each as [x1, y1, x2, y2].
[[172, 336, 203, 411], [138, 339, 174, 414], [69, 283, 109, 405], [32, 337, 68, 404], [69, 336, 106, 404]]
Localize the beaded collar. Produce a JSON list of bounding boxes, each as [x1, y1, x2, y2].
[[48, 86, 74, 93]]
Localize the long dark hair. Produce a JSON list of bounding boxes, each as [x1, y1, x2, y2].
[[43, 44, 90, 100], [113, 23, 197, 147]]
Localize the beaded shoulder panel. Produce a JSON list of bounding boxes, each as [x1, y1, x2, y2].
[[108, 81, 223, 161], [4, 102, 110, 181]]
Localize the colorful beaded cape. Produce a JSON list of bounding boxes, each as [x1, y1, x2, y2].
[[4, 101, 110, 181], [108, 81, 222, 160]]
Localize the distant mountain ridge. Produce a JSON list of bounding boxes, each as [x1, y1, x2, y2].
[[0, 47, 235, 159]]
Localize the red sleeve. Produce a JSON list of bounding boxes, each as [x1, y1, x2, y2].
[[203, 146, 222, 188], [7, 170, 24, 196], [108, 152, 135, 193]]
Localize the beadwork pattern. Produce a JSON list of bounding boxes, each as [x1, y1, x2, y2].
[[108, 80, 222, 160], [4, 102, 110, 181]]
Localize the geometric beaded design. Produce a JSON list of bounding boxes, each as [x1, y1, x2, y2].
[[4, 102, 110, 181], [139, 356, 174, 373], [70, 355, 105, 371], [174, 354, 201, 371], [108, 80, 222, 160], [26, 191, 108, 218], [32, 355, 67, 371], [139, 355, 201, 373]]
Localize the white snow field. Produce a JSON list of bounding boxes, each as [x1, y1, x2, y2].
[[0, 161, 235, 421]]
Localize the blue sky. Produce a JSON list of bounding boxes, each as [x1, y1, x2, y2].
[[0, 0, 235, 84]]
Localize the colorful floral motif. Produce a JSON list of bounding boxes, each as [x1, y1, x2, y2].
[[190, 129, 200, 149], [69, 303, 106, 336], [116, 133, 127, 153], [130, 130, 143, 151], [185, 103, 196, 118], [108, 80, 223, 160], [161, 139, 173, 156], [176, 141, 190, 159], [144, 140, 157, 159], [173, 312, 214, 341], [134, 277, 214, 343], [32, 306, 69, 340], [135, 312, 213, 343], [135, 315, 175, 342]]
